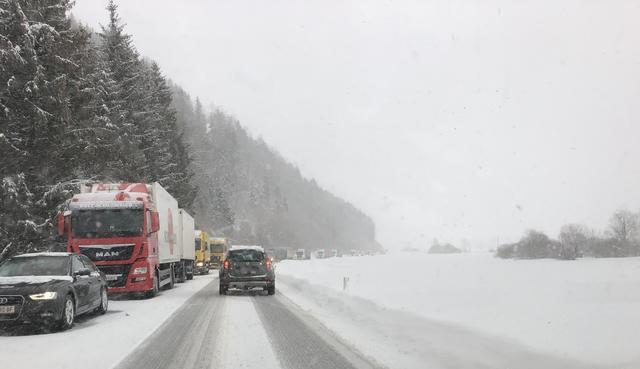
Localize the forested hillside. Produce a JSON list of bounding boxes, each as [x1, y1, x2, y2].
[[0, 0, 377, 259], [171, 86, 377, 251]]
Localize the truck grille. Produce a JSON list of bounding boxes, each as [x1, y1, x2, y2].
[[0, 295, 25, 321], [79, 244, 135, 262], [97, 264, 131, 288]]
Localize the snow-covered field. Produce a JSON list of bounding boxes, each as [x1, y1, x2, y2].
[[276, 252, 640, 369], [0, 274, 215, 369]]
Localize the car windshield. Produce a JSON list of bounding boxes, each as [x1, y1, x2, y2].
[[0, 256, 69, 277], [72, 209, 144, 238], [228, 249, 264, 262]]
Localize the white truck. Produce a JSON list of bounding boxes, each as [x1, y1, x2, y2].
[[176, 209, 195, 282], [62, 182, 194, 296]]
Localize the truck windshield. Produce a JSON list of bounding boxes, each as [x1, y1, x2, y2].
[[72, 209, 144, 238], [211, 244, 224, 253], [194, 239, 201, 251]]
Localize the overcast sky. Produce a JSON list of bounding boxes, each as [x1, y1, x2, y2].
[[72, 0, 640, 249]]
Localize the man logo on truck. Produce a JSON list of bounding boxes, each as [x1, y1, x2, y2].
[[96, 251, 119, 258]]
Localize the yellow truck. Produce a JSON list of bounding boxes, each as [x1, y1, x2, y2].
[[194, 230, 210, 274], [208, 237, 229, 269]]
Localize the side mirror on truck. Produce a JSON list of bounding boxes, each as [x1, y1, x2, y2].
[[55, 212, 68, 243], [56, 212, 65, 236], [150, 211, 160, 234]]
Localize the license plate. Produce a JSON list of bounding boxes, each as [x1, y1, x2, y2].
[[106, 274, 121, 281], [0, 305, 16, 314]]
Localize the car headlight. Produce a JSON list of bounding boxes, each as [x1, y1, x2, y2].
[[29, 292, 58, 300], [133, 267, 148, 275]]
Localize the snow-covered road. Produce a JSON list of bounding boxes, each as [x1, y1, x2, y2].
[[1, 274, 216, 369], [115, 280, 379, 369]]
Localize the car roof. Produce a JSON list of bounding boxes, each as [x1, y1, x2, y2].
[[14, 252, 73, 258], [229, 245, 264, 252]]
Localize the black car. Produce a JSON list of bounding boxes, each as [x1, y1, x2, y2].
[[0, 252, 108, 331], [219, 246, 275, 295]]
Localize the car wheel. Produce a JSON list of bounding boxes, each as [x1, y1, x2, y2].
[[58, 295, 75, 330], [96, 288, 108, 315], [219, 283, 227, 295], [267, 285, 275, 296]]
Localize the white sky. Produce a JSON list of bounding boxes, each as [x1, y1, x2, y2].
[[72, 0, 640, 249]]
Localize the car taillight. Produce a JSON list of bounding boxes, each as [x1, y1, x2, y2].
[[265, 258, 272, 271], [223, 259, 230, 270]]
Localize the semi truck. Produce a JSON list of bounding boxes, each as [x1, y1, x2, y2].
[[208, 237, 229, 269], [194, 230, 210, 274], [58, 182, 194, 297], [268, 247, 290, 262]]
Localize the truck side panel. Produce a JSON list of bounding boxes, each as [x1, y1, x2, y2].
[[152, 182, 180, 264], [179, 209, 195, 261]]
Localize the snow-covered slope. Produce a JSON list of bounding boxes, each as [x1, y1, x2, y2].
[[276, 252, 640, 368]]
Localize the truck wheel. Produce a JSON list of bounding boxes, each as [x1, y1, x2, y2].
[[178, 265, 186, 283], [166, 267, 175, 290], [186, 272, 193, 280], [146, 273, 159, 298], [267, 285, 275, 296]]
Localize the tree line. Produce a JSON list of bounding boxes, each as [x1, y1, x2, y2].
[[172, 87, 378, 251], [0, 0, 378, 260], [497, 209, 640, 259]]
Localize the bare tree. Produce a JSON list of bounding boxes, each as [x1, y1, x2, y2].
[[559, 224, 589, 259], [607, 210, 639, 243]]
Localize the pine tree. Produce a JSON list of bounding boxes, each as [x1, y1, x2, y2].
[[1, 0, 94, 256], [139, 61, 195, 208], [99, 0, 145, 181]]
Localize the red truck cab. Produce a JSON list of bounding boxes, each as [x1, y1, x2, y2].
[[60, 183, 160, 295]]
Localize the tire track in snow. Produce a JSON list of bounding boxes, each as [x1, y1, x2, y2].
[[253, 292, 382, 369]]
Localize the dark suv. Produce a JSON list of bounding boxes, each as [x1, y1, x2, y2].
[[219, 246, 275, 295]]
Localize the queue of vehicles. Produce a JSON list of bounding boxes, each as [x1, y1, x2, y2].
[[0, 181, 362, 331], [0, 182, 235, 332]]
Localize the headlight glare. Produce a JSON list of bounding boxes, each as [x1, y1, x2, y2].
[[29, 291, 58, 300]]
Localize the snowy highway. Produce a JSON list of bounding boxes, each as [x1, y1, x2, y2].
[[5, 254, 638, 369], [115, 279, 379, 369]]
